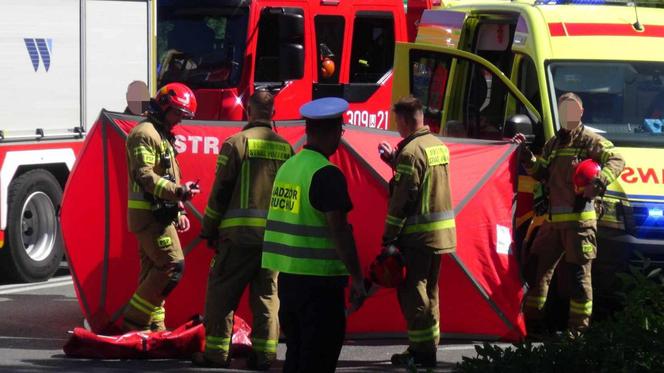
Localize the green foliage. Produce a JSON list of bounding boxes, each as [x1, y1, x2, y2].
[[457, 254, 664, 373]]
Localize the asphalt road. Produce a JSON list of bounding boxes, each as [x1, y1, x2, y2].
[[0, 272, 506, 373]]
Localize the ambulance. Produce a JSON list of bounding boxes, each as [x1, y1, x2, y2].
[[391, 0, 664, 286]]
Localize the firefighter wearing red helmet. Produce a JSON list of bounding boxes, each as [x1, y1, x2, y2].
[[514, 92, 625, 336], [122, 82, 201, 332], [378, 96, 456, 369]]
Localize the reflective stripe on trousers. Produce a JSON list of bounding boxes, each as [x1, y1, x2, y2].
[[251, 337, 278, 353], [408, 322, 440, 343], [206, 335, 231, 352]]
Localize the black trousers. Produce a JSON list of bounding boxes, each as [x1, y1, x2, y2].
[[278, 273, 347, 373]]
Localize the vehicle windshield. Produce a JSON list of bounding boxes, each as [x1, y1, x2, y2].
[[157, 1, 249, 89], [548, 61, 664, 146]]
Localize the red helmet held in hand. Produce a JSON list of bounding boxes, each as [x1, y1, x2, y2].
[[155, 82, 197, 118], [369, 245, 406, 288], [573, 159, 601, 194]]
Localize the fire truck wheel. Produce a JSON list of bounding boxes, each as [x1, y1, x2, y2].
[[0, 169, 64, 283]]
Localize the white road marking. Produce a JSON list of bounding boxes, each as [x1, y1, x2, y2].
[[0, 336, 67, 342], [0, 276, 73, 295], [0, 276, 72, 290], [439, 343, 514, 351]]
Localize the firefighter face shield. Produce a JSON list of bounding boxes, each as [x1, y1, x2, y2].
[[369, 245, 406, 288]]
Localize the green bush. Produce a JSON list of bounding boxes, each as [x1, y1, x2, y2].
[[457, 254, 664, 373]]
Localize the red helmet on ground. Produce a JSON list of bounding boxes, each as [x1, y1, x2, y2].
[[155, 82, 197, 118], [369, 245, 406, 288], [573, 159, 601, 193]]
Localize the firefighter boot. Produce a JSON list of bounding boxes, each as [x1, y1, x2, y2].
[[525, 317, 549, 341], [191, 351, 230, 368], [246, 351, 272, 371], [391, 348, 436, 368]]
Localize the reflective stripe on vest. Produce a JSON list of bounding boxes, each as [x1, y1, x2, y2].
[[247, 139, 291, 161], [402, 212, 456, 234], [402, 144, 456, 235], [128, 136, 176, 210], [128, 182, 151, 210], [262, 149, 348, 276], [219, 209, 267, 229]]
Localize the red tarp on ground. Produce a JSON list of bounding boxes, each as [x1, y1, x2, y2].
[[63, 317, 251, 359], [61, 111, 525, 341]]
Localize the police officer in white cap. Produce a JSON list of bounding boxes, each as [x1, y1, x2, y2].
[[262, 97, 367, 372]]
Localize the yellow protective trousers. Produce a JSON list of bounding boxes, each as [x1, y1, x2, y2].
[[397, 246, 442, 357], [122, 222, 184, 332], [524, 221, 595, 332], [203, 241, 279, 365]]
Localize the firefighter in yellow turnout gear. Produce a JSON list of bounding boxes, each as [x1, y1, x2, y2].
[[378, 96, 456, 369], [515, 93, 625, 334], [123, 83, 200, 332], [194, 91, 293, 370]]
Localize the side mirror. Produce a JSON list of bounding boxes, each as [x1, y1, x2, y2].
[[503, 114, 534, 143], [279, 44, 304, 81], [279, 13, 304, 41]]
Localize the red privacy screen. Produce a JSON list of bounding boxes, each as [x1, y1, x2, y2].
[[61, 111, 525, 341]]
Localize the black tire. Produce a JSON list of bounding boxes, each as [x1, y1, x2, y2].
[[0, 169, 64, 283]]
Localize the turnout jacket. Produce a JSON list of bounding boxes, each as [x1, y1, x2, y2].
[[126, 117, 182, 233], [524, 125, 625, 228], [382, 127, 456, 252], [202, 120, 293, 247]]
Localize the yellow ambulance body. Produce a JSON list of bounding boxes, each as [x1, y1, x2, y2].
[[392, 0, 664, 272]]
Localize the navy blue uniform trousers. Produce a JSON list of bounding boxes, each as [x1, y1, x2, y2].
[[278, 273, 347, 373]]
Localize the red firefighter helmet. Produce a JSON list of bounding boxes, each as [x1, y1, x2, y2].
[[155, 82, 197, 118], [369, 245, 406, 288], [320, 58, 335, 79], [573, 159, 601, 194]]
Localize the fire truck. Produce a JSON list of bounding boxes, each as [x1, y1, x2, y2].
[[0, 0, 153, 282], [4, 0, 422, 282], [157, 0, 408, 129]]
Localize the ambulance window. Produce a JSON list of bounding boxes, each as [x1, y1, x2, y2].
[[517, 57, 541, 115], [515, 56, 544, 148], [315, 16, 344, 83], [409, 50, 452, 134], [435, 58, 520, 140], [463, 63, 514, 140], [349, 12, 395, 84]]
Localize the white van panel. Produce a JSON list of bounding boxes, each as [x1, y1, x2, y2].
[[85, 0, 149, 127], [0, 0, 81, 136]]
